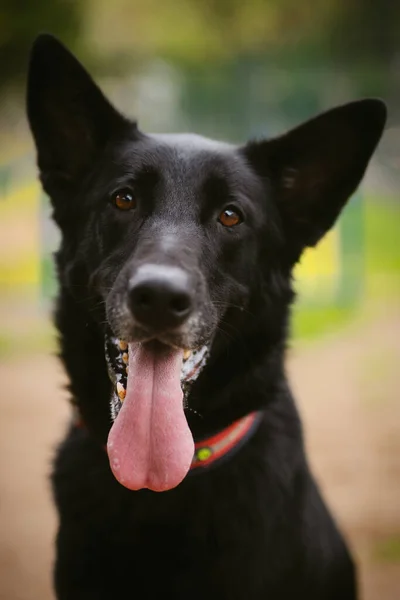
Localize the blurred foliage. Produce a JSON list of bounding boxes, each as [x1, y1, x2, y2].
[[86, 0, 399, 67], [0, 0, 399, 89], [86, 0, 335, 63], [331, 0, 399, 63]]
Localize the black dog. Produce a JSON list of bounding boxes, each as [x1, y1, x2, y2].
[[27, 34, 386, 599]]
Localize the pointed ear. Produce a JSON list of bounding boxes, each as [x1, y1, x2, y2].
[[243, 99, 387, 248], [27, 34, 133, 194]]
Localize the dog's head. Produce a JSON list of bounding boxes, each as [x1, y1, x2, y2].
[[27, 35, 386, 491]]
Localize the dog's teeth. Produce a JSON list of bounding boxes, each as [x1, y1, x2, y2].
[[118, 340, 128, 351], [122, 352, 129, 364], [183, 349, 192, 360], [117, 382, 126, 401]]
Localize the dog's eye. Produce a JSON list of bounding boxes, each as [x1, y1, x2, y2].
[[218, 207, 243, 228], [111, 189, 136, 211]]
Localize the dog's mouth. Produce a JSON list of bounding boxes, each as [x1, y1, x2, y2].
[[104, 332, 210, 492]]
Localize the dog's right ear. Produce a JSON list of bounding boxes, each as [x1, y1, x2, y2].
[[27, 34, 133, 196]]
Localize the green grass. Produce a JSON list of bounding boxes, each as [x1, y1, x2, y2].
[[0, 324, 57, 359], [373, 536, 400, 563], [365, 197, 400, 275], [292, 304, 356, 341]]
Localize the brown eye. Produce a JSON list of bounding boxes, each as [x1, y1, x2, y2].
[[112, 189, 136, 211], [218, 207, 242, 227]]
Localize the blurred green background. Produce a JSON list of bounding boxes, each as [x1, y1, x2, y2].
[[0, 2, 399, 599]]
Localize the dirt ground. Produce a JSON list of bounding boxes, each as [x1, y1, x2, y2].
[[0, 311, 399, 599]]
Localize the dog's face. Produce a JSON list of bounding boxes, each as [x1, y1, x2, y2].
[[89, 133, 267, 352], [27, 35, 386, 491]]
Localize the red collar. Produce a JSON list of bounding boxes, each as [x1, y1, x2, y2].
[[190, 411, 263, 471], [73, 407, 263, 472]]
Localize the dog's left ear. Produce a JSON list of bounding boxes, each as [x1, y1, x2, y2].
[[243, 99, 386, 248]]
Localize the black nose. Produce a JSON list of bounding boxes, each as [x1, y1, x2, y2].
[[128, 266, 193, 331]]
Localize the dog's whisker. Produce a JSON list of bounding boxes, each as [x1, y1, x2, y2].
[[211, 300, 256, 318]]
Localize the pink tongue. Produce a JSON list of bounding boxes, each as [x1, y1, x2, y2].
[[107, 342, 194, 492]]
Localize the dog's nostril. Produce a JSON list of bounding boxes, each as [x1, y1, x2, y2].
[[135, 289, 152, 310], [169, 293, 191, 315], [128, 266, 194, 331]]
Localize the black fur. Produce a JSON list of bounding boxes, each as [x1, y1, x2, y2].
[[27, 34, 386, 599]]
